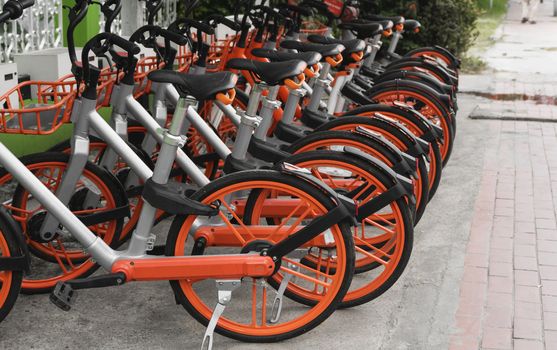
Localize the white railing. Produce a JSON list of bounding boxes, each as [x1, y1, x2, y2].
[[143, 0, 178, 28], [1, 0, 178, 63], [106, 0, 179, 36], [0, 0, 63, 63]]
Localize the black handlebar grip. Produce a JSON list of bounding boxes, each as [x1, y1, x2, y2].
[[300, 0, 335, 19], [286, 4, 314, 17], [15, 0, 34, 9], [130, 25, 189, 46], [3, 0, 35, 20], [81, 33, 138, 81], [170, 18, 215, 35], [158, 28, 189, 46], [109, 34, 141, 55], [206, 15, 241, 32]]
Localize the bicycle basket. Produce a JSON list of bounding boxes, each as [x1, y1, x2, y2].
[[134, 56, 165, 98], [0, 81, 77, 135]]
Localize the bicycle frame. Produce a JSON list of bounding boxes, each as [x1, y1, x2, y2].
[[0, 96, 275, 281], [103, 80, 218, 187]]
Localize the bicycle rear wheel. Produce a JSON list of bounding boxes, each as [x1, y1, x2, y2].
[[246, 151, 414, 308], [167, 169, 355, 342]]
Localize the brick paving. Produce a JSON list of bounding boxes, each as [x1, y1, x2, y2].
[[469, 102, 557, 123], [450, 120, 557, 350], [451, 1, 557, 349]]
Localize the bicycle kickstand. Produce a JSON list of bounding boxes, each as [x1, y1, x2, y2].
[[201, 279, 241, 350], [269, 262, 299, 324]]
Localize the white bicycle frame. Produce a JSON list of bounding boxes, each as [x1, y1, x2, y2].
[[0, 95, 194, 269]]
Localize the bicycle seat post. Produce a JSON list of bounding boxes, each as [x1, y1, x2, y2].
[[306, 61, 331, 112], [281, 88, 306, 125], [364, 33, 383, 68], [151, 95, 193, 185], [253, 84, 281, 141], [230, 84, 263, 161]]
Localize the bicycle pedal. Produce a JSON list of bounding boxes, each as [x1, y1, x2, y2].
[[49, 282, 76, 312]]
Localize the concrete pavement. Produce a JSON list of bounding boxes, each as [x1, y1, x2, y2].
[[2, 1, 557, 349]]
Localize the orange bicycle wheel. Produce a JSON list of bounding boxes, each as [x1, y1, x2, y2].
[[167, 169, 354, 342], [0, 153, 126, 293], [287, 131, 427, 223], [0, 223, 22, 322], [369, 89, 454, 165], [245, 152, 413, 307]]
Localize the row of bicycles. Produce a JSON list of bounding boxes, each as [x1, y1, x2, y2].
[[0, 0, 460, 348]]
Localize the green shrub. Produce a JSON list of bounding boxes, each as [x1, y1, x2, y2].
[[364, 0, 480, 57], [179, 0, 480, 58]]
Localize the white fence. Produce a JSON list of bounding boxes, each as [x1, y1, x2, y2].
[[1, 0, 178, 63], [0, 0, 63, 63]]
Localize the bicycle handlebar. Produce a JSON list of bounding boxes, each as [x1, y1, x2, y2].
[[0, 0, 34, 23], [205, 14, 241, 32], [300, 0, 335, 23], [81, 32, 139, 83], [130, 25, 189, 47], [67, 0, 91, 72], [169, 18, 215, 36], [99, 0, 122, 33], [143, 0, 163, 26]]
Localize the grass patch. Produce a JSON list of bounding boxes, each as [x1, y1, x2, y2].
[[462, 0, 508, 72], [461, 55, 488, 74], [473, 2, 508, 52]]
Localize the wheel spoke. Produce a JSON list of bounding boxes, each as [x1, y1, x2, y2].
[[354, 239, 390, 266], [280, 265, 331, 289], [48, 242, 69, 274], [282, 257, 334, 284], [363, 217, 395, 235], [271, 199, 306, 235], [218, 197, 256, 243]]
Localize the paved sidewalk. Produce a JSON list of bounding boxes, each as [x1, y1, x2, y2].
[[462, 0, 557, 122], [2, 3, 557, 350], [451, 1, 557, 349]]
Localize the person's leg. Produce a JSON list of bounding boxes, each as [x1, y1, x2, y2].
[[529, 0, 540, 23], [521, 0, 530, 22]]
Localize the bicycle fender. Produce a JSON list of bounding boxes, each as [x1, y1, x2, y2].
[[276, 162, 357, 223]]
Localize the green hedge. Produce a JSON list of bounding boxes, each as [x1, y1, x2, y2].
[[362, 0, 480, 57], [179, 0, 480, 58]]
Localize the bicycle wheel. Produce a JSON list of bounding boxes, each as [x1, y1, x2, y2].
[[0, 217, 23, 322], [0, 152, 127, 293], [167, 169, 355, 342], [385, 60, 457, 86], [366, 80, 455, 166], [317, 115, 443, 201], [49, 138, 155, 243], [344, 104, 444, 200], [286, 130, 428, 224], [405, 46, 460, 75], [246, 151, 413, 308]]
